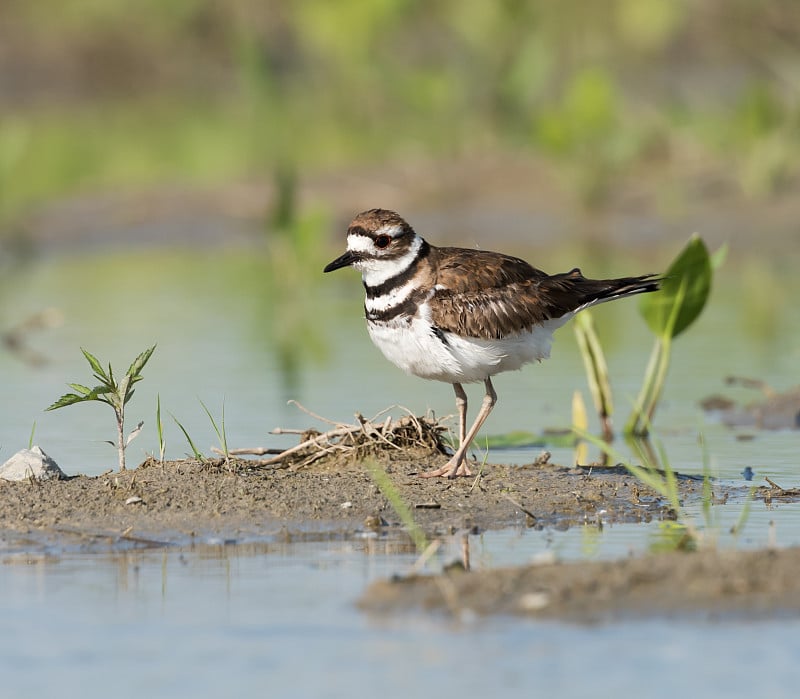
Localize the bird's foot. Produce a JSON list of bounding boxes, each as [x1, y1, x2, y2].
[[419, 457, 472, 479]]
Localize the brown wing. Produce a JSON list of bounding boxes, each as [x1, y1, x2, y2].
[[428, 248, 659, 340]]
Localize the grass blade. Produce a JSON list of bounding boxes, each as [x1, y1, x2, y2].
[[169, 411, 205, 462], [156, 394, 165, 462], [199, 398, 229, 459], [364, 459, 428, 554]]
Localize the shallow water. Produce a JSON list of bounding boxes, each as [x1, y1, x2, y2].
[[1, 527, 798, 699], [1, 244, 799, 697]]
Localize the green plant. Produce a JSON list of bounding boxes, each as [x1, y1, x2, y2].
[[574, 235, 724, 439], [200, 398, 229, 461], [625, 236, 726, 436], [364, 458, 429, 553], [576, 425, 754, 552], [577, 427, 697, 544], [573, 312, 614, 440], [46, 345, 156, 471], [169, 412, 206, 462], [156, 394, 166, 463]]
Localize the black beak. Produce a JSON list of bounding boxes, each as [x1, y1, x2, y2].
[[323, 250, 360, 273]]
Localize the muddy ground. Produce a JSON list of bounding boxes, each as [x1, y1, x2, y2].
[[359, 546, 800, 622], [2, 446, 797, 621], [0, 448, 695, 545]]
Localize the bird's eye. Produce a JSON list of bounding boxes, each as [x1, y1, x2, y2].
[[375, 235, 392, 249]]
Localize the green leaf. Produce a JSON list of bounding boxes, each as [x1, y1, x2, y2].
[[639, 234, 712, 339], [46, 392, 91, 411], [127, 345, 156, 381], [81, 348, 108, 382], [67, 383, 93, 395], [710, 242, 728, 270], [169, 411, 205, 461]]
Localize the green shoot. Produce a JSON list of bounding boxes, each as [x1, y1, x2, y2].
[[573, 312, 614, 440], [28, 420, 36, 449], [364, 459, 429, 554], [574, 427, 699, 547], [169, 412, 206, 462], [156, 394, 166, 463], [199, 398, 229, 460], [699, 432, 716, 538], [469, 437, 491, 492], [572, 389, 589, 465], [46, 345, 156, 471], [730, 487, 756, 540], [626, 235, 720, 436]]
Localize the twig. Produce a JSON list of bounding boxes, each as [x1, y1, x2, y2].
[[213, 446, 284, 456], [766, 477, 786, 492], [501, 493, 538, 521], [254, 426, 359, 466], [287, 399, 343, 427]]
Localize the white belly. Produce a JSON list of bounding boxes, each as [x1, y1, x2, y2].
[[367, 315, 569, 384]]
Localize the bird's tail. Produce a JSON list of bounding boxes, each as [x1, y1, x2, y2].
[[557, 269, 662, 314]]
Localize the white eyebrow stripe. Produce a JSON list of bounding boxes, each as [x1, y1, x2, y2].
[[375, 224, 404, 238], [346, 234, 375, 254]]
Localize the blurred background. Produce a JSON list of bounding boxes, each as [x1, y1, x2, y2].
[[1, 0, 799, 473]]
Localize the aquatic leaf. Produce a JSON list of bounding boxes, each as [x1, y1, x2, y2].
[[639, 234, 711, 339], [710, 242, 728, 270], [483, 431, 547, 449], [484, 430, 576, 449]]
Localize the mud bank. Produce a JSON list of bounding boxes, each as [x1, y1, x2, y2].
[[0, 451, 699, 547], [359, 546, 800, 622]]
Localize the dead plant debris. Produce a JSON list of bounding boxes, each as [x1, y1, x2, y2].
[[226, 402, 450, 470]]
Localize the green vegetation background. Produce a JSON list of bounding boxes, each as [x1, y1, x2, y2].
[[1, 0, 798, 230]]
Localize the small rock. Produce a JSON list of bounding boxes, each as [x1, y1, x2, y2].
[[518, 592, 551, 612], [340, 501, 353, 509], [0, 446, 66, 482], [125, 496, 144, 506]]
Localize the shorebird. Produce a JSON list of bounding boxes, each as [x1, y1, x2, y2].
[[324, 209, 660, 478]]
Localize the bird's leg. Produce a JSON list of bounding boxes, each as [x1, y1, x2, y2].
[[453, 382, 467, 447], [421, 378, 497, 478]]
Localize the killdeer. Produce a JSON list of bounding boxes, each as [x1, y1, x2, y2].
[[324, 209, 660, 478]]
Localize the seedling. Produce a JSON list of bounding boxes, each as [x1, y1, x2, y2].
[[169, 411, 206, 462], [46, 345, 156, 471], [156, 394, 166, 463], [200, 398, 229, 461], [364, 458, 429, 554]]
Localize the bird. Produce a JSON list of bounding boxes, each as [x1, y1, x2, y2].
[[324, 209, 661, 478]]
